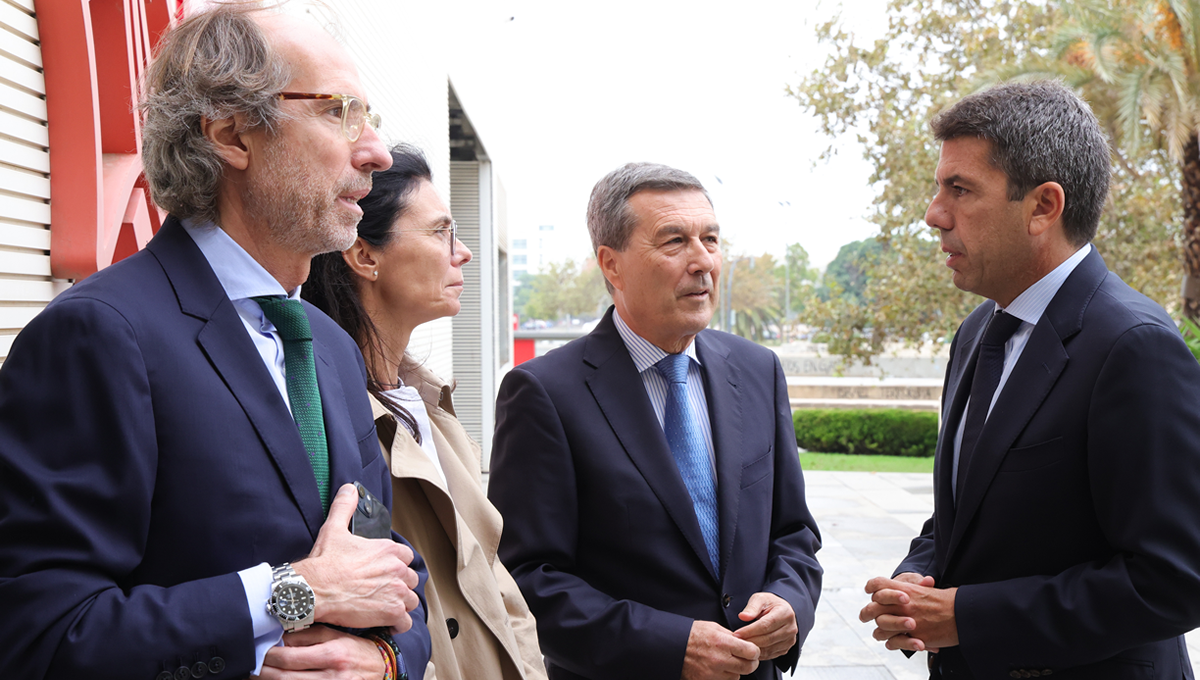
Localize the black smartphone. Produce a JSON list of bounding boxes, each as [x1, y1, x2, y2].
[[349, 481, 390, 539]]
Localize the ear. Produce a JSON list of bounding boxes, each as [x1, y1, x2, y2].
[[1027, 181, 1066, 238], [202, 114, 251, 171], [596, 245, 624, 293], [342, 237, 380, 282]]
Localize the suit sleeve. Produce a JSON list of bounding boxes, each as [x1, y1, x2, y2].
[[390, 532, 433, 680], [494, 552, 549, 680], [956, 322, 1200, 671], [489, 366, 695, 680], [760, 353, 824, 672], [0, 298, 257, 679]]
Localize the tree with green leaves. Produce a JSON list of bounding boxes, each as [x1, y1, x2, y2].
[[1034, 1, 1198, 317], [519, 259, 610, 323], [790, 0, 1181, 364]]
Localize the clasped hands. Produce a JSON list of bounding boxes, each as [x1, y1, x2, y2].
[[256, 483, 421, 679], [858, 573, 958, 653], [681, 592, 797, 680]]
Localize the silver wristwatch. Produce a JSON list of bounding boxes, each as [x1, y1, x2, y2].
[[266, 563, 315, 632]]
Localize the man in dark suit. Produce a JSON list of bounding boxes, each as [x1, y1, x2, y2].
[[0, 6, 430, 679], [859, 80, 1200, 678], [489, 162, 823, 680]]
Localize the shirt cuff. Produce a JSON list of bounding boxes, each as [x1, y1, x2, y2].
[[239, 562, 285, 674]]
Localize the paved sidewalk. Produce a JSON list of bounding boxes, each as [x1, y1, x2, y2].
[[791, 470, 1200, 679]]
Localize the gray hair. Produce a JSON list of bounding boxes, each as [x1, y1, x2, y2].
[[931, 80, 1111, 246], [140, 3, 291, 222], [586, 162, 711, 254]]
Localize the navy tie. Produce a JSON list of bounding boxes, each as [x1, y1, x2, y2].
[[655, 353, 720, 573], [956, 310, 1023, 500]]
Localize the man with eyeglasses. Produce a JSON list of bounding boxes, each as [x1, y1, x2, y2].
[[0, 6, 431, 680]]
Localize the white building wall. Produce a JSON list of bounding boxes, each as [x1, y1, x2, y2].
[[0, 0, 69, 364]]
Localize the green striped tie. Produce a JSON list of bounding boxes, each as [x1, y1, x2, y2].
[[253, 296, 330, 513]]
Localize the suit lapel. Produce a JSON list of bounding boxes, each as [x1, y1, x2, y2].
[[149, 218, 325, 539], [696, 331, 742, 582], [314, 332, 365, 494], [945, 248, 1107, 565], [583, 311, 718, 581], [934, 320, 983, 572]]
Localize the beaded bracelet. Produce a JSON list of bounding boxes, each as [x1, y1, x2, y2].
[[370, 634, 396, 680], [370, 629, 408, 680]]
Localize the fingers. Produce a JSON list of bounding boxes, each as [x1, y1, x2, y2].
[[870, 615, 916, 637], [882, 632, 927, 652], [737, 592, 771, 622], [322, 483, 360, 534], [892, 572, 931, 585]]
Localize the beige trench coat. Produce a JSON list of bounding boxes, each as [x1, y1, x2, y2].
[[370, 361, 546, 680]]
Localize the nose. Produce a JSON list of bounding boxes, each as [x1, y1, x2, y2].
[[925, 191, 948, 231], [687, 237, 718, 276], [353, 123, 392, 173], [454, 238, 473, 266]]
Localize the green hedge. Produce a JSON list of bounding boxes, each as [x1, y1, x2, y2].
[[793, 408, 937, 458]]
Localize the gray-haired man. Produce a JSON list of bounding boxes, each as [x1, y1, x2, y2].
[[0, 5, 430, 678], [490, 162, 822, 680]]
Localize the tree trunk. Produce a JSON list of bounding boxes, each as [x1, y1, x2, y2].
[[1182, 134, 1200, 321]]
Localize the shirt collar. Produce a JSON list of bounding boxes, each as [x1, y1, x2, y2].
[[612, 307, 701, 374], [999, 243, 1092, 325], [181, 217, 297, 301]]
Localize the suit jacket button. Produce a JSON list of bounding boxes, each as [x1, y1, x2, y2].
[[722, 594, 732, 608], [174, 667, 192, 680], [156, 673, 174, 680], [447, 617, 459, 639], [1042, 671, 1052, 676], [190, 661, 209, 678], [1010, 672, 1021, 679], [208, 657, 225, 674]]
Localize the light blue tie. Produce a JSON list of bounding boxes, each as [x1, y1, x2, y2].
[[655, 353, 720, 573]]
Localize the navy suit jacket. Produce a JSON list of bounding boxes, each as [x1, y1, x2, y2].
[[896, 249, 1200, 679], [489, 308, 822, 680], [0, 217, 431, 679]]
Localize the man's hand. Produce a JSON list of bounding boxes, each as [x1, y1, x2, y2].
[[293, 484, 420, 631], [733, 592, 798, 660], [681, 620, 760, 680], [254, 625, 385, 679], [858, 573, 957, 652]]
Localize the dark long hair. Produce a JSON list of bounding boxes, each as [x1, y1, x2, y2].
[[303, 144, 432, 442]]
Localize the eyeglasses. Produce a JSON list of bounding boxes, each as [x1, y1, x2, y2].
[[405, 221, 458, 256], [277, 92, 381, 142]]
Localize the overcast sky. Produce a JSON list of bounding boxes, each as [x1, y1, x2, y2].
[[444, 0, 894, 269]]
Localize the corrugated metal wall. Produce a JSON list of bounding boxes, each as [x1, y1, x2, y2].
[[0, 0, 68, 363], [450, 160, 483, 445]]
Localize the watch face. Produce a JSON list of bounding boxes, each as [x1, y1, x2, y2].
[[270, 582, 314, 622]]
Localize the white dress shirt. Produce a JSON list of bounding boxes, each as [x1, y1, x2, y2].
[[951, 243, 1092, 498], [381, 382, 448, 487], [182, 218, 298, 672], [612, 308, 716, 476]]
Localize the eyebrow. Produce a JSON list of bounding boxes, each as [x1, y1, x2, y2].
[[938, 173, 979, 190], [656, 223, 720, 237]]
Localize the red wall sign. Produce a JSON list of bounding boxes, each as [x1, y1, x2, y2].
[[37, 0, 180, 280]]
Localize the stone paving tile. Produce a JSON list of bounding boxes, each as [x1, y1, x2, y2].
[[796, 470, 1200, 679]]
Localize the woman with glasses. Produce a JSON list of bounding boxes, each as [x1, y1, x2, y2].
[[304, 144, 546, 680]]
